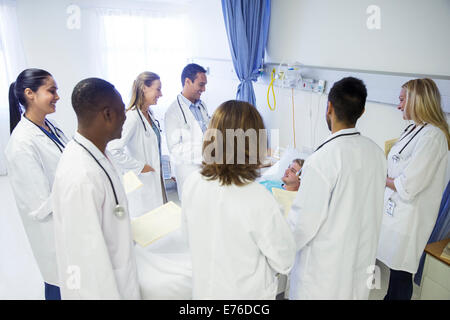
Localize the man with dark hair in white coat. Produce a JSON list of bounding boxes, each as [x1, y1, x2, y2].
[[52, 78, 141, 299], [288, 77, 387, 300], [164, 63, 210, 200]]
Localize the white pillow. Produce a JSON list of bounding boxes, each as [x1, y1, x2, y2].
[[259, 147, 310, 182]]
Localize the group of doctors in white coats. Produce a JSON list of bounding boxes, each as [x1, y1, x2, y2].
[[5, 62, 450, 300]]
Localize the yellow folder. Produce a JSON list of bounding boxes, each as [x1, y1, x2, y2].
[[384, 138, 398, 158], [131, 201, 182, 247]]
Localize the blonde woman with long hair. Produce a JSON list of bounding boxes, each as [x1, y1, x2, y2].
[[108, 72, 167, 218], [377, 78, 450, 300]]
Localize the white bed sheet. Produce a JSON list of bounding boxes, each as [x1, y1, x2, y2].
[[134, 228, 192, 300]]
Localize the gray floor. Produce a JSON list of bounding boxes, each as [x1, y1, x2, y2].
[[0, 175, 421, 300], [369, 259, 421, 300], [164, 178, 181, 206]]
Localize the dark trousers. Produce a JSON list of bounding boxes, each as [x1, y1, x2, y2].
[[44, 282, 61, 300], [384, 269, 413, 300]]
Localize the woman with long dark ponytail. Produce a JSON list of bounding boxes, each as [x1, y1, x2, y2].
[[5, 68, 69, 300]]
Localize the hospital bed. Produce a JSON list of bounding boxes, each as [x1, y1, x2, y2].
[[134, 228, 192, 299], [134, 147, 310, 300]]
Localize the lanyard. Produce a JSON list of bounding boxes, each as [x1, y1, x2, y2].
[[24, 116, 65, 153], [397, 124, 427, 155], [315, 132, 361, 152], [44, 120, 65, 148]]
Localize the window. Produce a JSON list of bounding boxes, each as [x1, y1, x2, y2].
[[98, 8, 190, 158], [0, 0, 26, 175], [0, 47, 9, 174]]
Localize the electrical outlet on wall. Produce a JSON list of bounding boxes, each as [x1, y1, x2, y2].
[[299, 78, 314, 91], [314, 80, 326, 94], [300, 78, 326, 93]]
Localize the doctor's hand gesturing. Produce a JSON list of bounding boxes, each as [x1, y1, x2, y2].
[[141, 164, 155, 173]]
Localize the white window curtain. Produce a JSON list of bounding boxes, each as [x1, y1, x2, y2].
[[95, 7, 189, 156], [0, 0, 27, 175]]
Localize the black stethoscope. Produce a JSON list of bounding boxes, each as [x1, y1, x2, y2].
[[136, 108, 161, 134], [73, 138, 126, 219], [314, 131, 361, 152], [176, 95, 208, 129], [24, 115, 65, 153], [391, 124, 427, 163]]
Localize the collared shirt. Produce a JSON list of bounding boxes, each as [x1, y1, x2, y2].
[[179, 94, 207, 132]]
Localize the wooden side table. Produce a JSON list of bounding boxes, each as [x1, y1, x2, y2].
[[420, 238, 450, 300]]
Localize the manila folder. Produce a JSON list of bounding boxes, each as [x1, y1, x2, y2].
[[131, 201, 182, 247]]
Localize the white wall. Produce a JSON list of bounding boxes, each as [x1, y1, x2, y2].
[[189, 0, 450, 181], [17, 0, 97, 135], [267, 0, 450, 76], [15, 0, 191, 136], [190, 1, 449, 147], [14, 0, 450, 170], [189, 1, 412, 147]]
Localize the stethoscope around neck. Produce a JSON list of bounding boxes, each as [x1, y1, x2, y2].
[[24, 115, 65, 153], [314, 131, 361, 152], [176, 95, 207, 130], [73, 138, 126, 219], [136, 108, 161, 135], [391, 123, 427, 163]]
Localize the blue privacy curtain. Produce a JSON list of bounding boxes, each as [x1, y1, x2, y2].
[[414, 180, 450, 285], [221, 0, 270, 105]]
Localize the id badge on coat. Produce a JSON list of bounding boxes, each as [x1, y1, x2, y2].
[[385, 199, 395, 217]]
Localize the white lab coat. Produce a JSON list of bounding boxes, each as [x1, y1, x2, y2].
[[52, 132, 141, 299], [108, 108, 165, 218], [5, 117, 68, 286], [181, 171, 296, 299], [164, 94, 209, 200], [288, 128, 387, 300], [377, 124, 448, 274]]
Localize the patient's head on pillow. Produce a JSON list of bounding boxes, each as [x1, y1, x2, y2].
[[281, 159, 304, 191]]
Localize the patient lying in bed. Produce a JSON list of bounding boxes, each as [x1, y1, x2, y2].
[[260, 158, 304, 193], [134, 148, 310, 300]]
